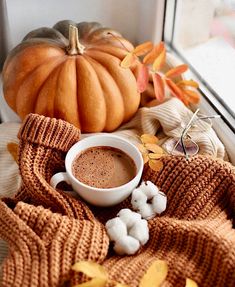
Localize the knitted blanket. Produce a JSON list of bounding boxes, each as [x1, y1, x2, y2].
[[0, 112, 234, 287]]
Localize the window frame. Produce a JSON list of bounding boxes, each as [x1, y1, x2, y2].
[[162, 0, 235, 163]]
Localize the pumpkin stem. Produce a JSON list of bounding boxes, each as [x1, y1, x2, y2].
[[67, 25, 85, 55]]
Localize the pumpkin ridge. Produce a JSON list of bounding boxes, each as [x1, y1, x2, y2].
[[53, 57, 80, 127], [86, 50, 140, 122], [3, 47, 65, 110], [16, 56, 67, 118], [84, 55, 125, 131], [75, 56, 106, 132], [35, 60, 66, 117], [86, 45, 128, 60]]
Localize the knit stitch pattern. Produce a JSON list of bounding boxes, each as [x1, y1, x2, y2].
[[0, 114, 234, 287]]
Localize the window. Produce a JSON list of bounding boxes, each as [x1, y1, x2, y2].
[[163, 0, 235, 163]]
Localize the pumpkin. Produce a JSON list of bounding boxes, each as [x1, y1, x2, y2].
[[3, 20, 140, 132]]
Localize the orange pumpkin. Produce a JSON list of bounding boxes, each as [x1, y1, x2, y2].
[[3, 20, 140, 132]]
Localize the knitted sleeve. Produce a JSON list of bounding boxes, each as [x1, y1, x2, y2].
[[14, 113, 94, 219], [0, 200, 109, 287]]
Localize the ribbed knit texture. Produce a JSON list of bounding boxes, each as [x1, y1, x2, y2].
[[0, 113, 234, 287]]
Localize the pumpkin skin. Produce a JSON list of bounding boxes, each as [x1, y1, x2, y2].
[[3, 20, 140, 132]]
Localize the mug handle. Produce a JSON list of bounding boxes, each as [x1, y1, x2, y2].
[[50, 172, 71, 189]]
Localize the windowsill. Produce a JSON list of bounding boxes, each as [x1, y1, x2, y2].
[[178, 37, 235, 118]]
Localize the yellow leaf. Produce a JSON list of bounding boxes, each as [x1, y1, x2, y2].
[[121, 52, 137, 68], [7, 142, 18, 163], [72, 261, 108, 280], [143, 153, 149, 164], [145, 144, 164, 154], [183, 89, 200, 104], [143, 42, 165, 64], [73, 278, 106, 287], [177, 80, 199, 89], [148, 153, 163, 159], [185, 278, 198, 287], [165, 64, 188, 78], [137, 143, 148, 154], [133, 41, 153, 56], [115, 283, 130, 287], [140, 134, 158, 144], [152, 48, 166, 71], [149, 160, 163, 172], [139, 260, 168, 287]]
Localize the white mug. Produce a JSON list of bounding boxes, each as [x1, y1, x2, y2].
[[50, 134, 144, 207]]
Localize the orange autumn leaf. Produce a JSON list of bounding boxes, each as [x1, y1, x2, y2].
[[143, 153, 149, 164], [149, 160, 164, 172], [140, 134, 158, 144], [133, 41, 153, 56], [165, 78, 183, 100], [165, 64, 188, 78], [137, 64, 149, 93], [148, 153, 163, 159], [143, 42, 165, 64], [177, 80, 199, 89], [183, 89, 200, 104], [137, 143, 148, 154], [152, 48, 166, 71], [120, 52, 137, 68], [7, 142, 18, 163], [145, 144, 164, 154], [152, 73, 165, 102]]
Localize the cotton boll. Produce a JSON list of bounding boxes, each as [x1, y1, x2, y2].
[[131, 189, 147, 210], [113, 235, 140, 255], [118, 209, 141, 229], [138, 203, 155, 219], [152, 191, 167, 214], [140, 181, 159, 199], [105, 217, 127, 241], [129, 220, 149, 245]]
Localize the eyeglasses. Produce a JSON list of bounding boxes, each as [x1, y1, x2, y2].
[[166, 109, 220, 160]]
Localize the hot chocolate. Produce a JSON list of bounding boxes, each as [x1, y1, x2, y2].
[[72, 146, 136, 188]]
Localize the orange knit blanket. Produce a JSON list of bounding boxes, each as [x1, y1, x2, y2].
[[0, 113, 234, 287]]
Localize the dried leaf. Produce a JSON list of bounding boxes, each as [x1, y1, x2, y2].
[[152, 73, 165, 102], [133, 41, 153, 56], [145, 144, 164, 154], [139, 260, 168, 287], [72, 261, 108, 280], [183, 89, 200, 104], [137, 143, 148, 154], [115, 283, 129, 287], [121, 52, 137, 68], [148, 153, 163, 159], [7, 142, 18, 163], [152, 48, 166, 71], [185, 278, 198, 287], [143, 42, 165, 64], [165, 64, 188, 78], [149, 160, 164, 172], [140, 134, 158, 144], [137, 64, 149, 93], [143, 153, 149, 164], [165, 78, 183, 100], [73, 278, 106, 287], [177, 80, 199, 88]]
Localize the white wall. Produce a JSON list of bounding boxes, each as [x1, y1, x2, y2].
[[6, 0, 140, 47], [6, 0, 164, 48]]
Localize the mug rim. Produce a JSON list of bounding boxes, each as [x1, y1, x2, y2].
[[65, 134, 144, 192]]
